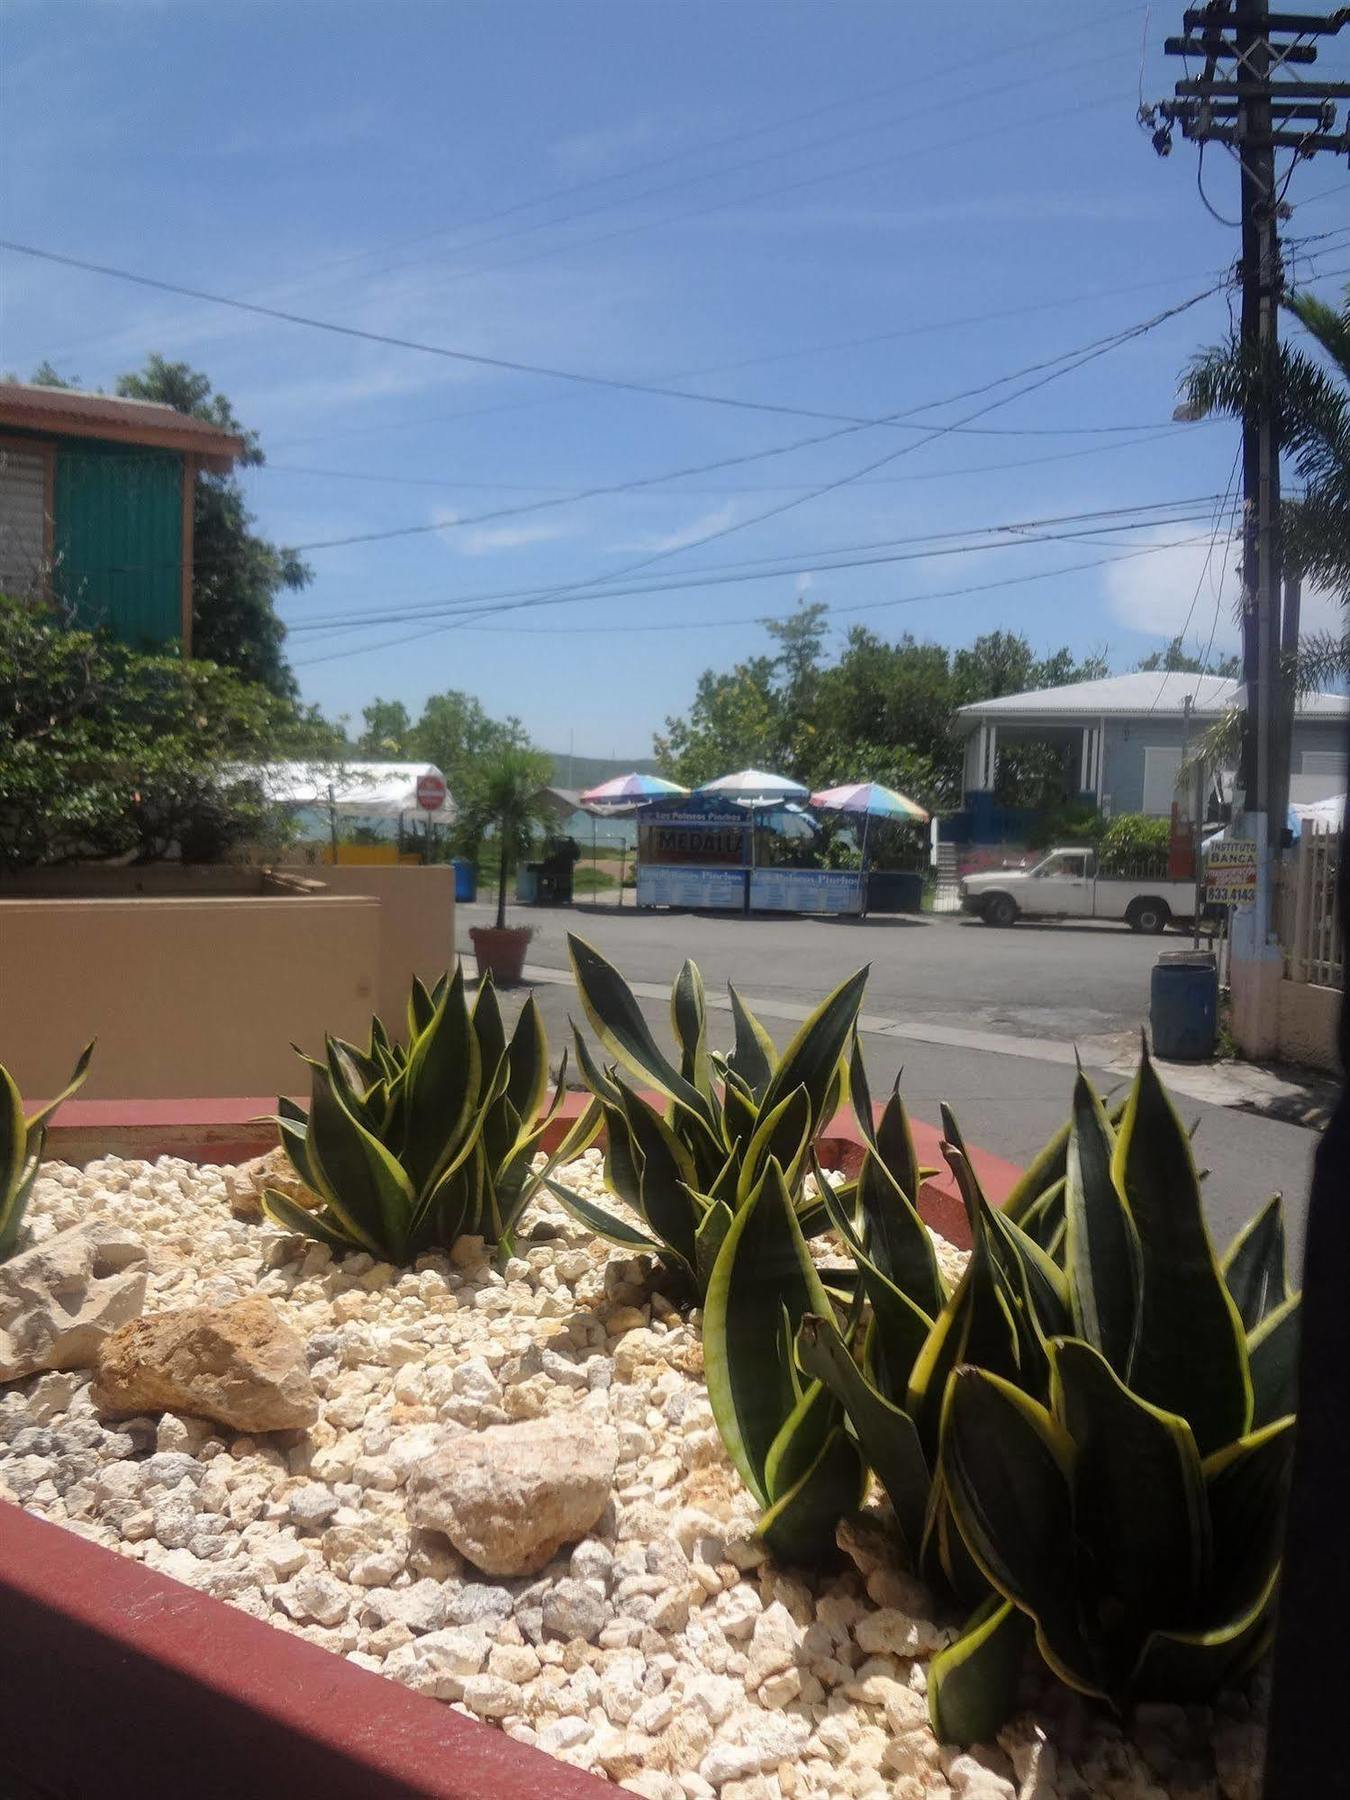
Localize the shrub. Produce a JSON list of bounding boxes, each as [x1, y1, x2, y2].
[[1098, 812, 1172, 875], [0, 1044, 94, 1260], [796, 1052, 1298, 1744], [262, 969, 577, 1261]]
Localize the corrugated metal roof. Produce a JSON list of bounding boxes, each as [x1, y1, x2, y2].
[[0, 382, 243, 465], [956, 670, 1348, 722]]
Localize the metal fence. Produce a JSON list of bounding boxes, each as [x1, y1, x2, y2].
[[1282, 827, 1343, 991]]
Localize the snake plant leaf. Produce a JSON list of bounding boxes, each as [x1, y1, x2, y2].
[[1220, 1194, 1290, 1332], [857, 1148, 945, 1319], [764, 1375, 838, 1503], [757, 1424, 867, 1564], [1017, 1178, 1066, 1254], [542, 1175, 659, 1255], [694, 1193, 733, 1289], [413, 1052, 511, 1235], [727, 982, 777, 1099], [848, 1035, 875, 1147], [875, 1078, 923, 1208], [0, 1065, 27, 1233], [260, 1188, 354, 1252], [1202, 1416, 1295, 1621], [1130, 1567, 1279, 1704], [471, 976, 507, 1096], [505, 993, 550, 1126], [906, 1224, 1023, 1463], [1050, 1338, 1209, 1681], [738, 1085, 813, 1205], [1064, 1073, 1140, 1373], [570, 1022, 623, 1107], [615, 1081, 699, 1267], [1114, 1048, 1252, 1456], [22, 1039, 95, 1141], [306, 1065, 415, 1259], [758, 967, 868, 1132], [407, 974, 436, 1041], [401, 966, 480, 1197], [1001, 1087, 1127, 1228], [599, 1099, 642, 1209], [928, 1595, 1034, 1749], [568, 934, 712, 1122], [671, 960, 713, 1097], [704, 1159, 836, 1506], [273, 1112, 328, 1207], [816, 1151, 865, 1256], [721, 1069, 760, 1155], [855, 1242, 937, 1403], [1247, 1293, 1301, 1428], [797, 1312, 931, 1556], [941, 1367, 1103, 1699], [922, 1470, 992, 1610]]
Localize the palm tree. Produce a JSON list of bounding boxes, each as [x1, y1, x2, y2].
[[1183, 282, 1349, 689], [460, 744, 553, 930]]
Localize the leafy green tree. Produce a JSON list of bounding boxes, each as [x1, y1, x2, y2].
[[114, 357, 311, 698], [0, 595, 326, 870], [1136, 635, 1241, 677], [406, 690, 535, 858], [357, 698, 413, 757]]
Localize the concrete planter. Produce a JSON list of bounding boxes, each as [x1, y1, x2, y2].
[[468, 925, 533, 987]]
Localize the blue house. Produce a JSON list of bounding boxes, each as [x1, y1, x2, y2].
[[950, 670, 1346, 845]]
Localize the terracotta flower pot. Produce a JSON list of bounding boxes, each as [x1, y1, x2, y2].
[[468, 924, 533, 986]]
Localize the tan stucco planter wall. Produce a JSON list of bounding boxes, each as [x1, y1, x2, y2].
[[1276, 980, 1342, 1074], [301, 864, 455, 1028]]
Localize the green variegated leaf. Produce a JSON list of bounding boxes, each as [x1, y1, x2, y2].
[[704, 1160, 835, 1504], [505, 993, 549, 1127], [22, 1039, 95, 1142], [0, 1065, 27, 1241], [471, 975, 508, 1094], [738, 1085, 812, 1205], [543, 1175, 658, 1254], [756, 1425, 866, 1565], [272, 1112, 328, 1207], [600, 1100, 642, 1209], [401, 966, 480, 1197], [1130, 1568, 1279, 1704], [758, 967, 868, 1132], [571, 1022, 623, 1107], [848, 1035, 875, 1146], [721, 1069, 760, 1155], [1202, 1416, 1295, 1621], [694, 1193, 733, 1290], [1001, 1087, 1127, 1227], [855, 1242, 936, 1403], [875, 1078, 922, 1207], [407, 974, 436, 1041], [1064, 1073, 1139, 1372], [727, 983, 777, 1098], [305, 1066, 415, 1258], [412, 1052, 510, 1238], [1050, 1338, 1208, 1682], [1247, 1293, 1301, 1428], [1221, 1194, 1290, 1332], [568, 934, 712, 1121], [616, 1081, 698, 1250], [941, 1368, 1103, 1699], [764, 1376, 837, 1503], [928, 1596, 1032, 1749], [797, 1312, 931, 1556], [1115, 1049, 1251, 1456], [857, 1147, 945, 1318], [671, 960, 713, 1098], [260, 1189, 354, 1252]]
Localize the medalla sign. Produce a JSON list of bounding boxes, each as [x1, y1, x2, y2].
[[637, 819, 747, 867]]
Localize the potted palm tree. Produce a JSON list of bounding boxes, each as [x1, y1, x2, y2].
[[465, 745, 552, 985]]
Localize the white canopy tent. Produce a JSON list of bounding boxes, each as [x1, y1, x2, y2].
[[236, 761, 457, 825]]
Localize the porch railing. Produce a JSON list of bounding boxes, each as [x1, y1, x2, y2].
[[1282, 827, 1343, 991]]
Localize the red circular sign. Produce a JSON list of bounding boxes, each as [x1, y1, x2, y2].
[[415, 773, 447, 812]]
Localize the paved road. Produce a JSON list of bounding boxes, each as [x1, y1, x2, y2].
[[457, 901, 1325, 1263]]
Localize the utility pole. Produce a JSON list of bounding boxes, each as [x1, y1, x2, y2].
[[1143, 0, 1350, 963]]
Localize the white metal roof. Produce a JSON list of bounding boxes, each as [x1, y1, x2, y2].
[[231, 761, 456, 822], [956, 670, 1348, 724]]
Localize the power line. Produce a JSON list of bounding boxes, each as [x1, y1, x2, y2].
[[288, 497, 1228, 634]]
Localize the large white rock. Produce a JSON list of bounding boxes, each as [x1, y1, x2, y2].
[[406, 1414, 619, 1577], [0, 1223, 148, 1382]]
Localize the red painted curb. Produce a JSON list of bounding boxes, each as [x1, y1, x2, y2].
[[40, 1092, 1018, 1250], [0, 1502, 611, 1800]]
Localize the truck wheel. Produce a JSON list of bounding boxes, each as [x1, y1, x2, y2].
[[1127, 898, 1169, 935], [983, 893, 1018, 928]]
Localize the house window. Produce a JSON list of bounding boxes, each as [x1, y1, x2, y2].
[[1141, 746, 1183, 816], [0, 446, 50, 598]]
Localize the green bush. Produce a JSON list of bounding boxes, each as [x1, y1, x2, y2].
[[1, 1045, 94, 1260], [1098, 813, 1172, 873], [263, 969, 579, 1262]]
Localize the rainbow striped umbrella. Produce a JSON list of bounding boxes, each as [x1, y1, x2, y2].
[[809, 780, 929, 823], [580, 772, 688, 813]]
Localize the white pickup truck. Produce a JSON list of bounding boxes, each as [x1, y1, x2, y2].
[[960, 847, 1196, 933]]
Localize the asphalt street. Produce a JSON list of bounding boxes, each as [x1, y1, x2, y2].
[[457, 900, 1328, 1265]]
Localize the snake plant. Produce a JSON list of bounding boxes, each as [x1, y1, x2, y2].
[[0, 1042, 95, 1261], [544, 933, 868, 1294], [795, 1049, 1298, 1745], [262, 968, 577, 1261]]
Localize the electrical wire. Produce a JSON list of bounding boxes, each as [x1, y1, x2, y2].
[[1145, 442, 1243, 714]]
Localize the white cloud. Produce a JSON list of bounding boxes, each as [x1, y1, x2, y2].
[[1103, 526, 1343, 657], [549, 116, 672, 177], [614, 502, 739, 556], [456, 519, 575, 556]]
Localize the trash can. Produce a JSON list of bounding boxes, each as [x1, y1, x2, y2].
[[451, 857, 477, 903], [865, 869, 925, 913], [1150, 950, 1218, 1061]]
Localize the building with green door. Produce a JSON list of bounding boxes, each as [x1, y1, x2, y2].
[[0, 382, 243, 653]]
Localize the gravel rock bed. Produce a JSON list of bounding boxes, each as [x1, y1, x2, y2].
[[1, 1153, 1265, 1800]]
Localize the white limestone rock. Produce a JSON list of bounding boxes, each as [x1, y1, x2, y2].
[[0, 1224, 148, 1382]]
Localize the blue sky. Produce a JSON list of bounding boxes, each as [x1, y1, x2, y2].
[[3, 0, 1347, 758]]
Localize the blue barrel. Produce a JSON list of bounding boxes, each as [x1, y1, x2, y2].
[[451, 857, 477, 903], [1150, 951, 1218, 1061]]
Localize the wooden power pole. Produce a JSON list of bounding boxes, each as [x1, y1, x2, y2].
[[1144, 1, 1350, 945]]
